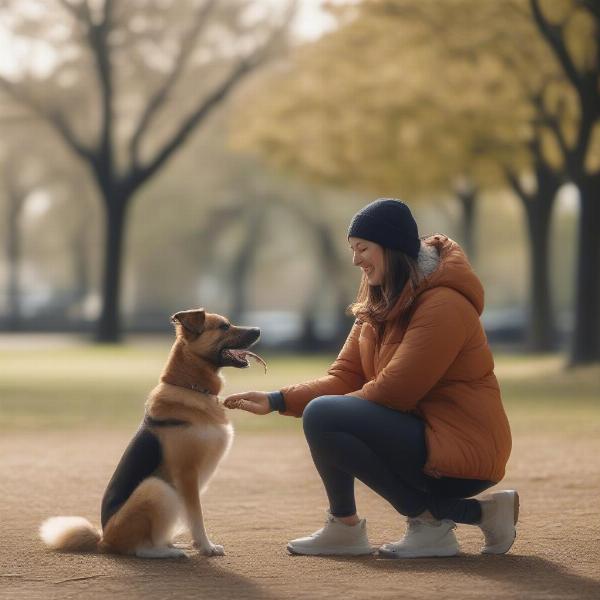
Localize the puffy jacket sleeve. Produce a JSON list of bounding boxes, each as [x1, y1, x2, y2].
[[280, 320, 366, 417], [351, 291, 468, 412]]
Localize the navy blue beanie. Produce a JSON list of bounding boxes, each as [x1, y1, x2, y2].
[[347, 198, 420, 259]]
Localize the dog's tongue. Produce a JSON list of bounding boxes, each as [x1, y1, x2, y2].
[[228, 349, 267, 373]]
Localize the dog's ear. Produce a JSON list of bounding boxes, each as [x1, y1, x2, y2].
[[170, 309, 206, 340]]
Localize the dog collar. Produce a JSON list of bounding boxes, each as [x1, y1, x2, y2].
[[188, 383, 213, 395], [161, 377, 216, 398]]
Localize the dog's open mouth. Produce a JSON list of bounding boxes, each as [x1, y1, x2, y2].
[[221, 349, 267, 372]]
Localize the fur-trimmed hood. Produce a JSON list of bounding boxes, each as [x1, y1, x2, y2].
[[384, 234, 483, 323], [416, 234, 484, 315]]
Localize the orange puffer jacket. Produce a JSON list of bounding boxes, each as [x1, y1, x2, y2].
[[281, 234, 512, 483]]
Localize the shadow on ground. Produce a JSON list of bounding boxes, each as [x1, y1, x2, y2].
[[317, 553, 600, 598], [3, 552, 277, 600]]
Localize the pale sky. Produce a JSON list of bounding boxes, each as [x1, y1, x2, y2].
[[292, 0, 340, 40], [0, 0, 341, 76]]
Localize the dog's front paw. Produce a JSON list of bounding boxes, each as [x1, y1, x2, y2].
[[194, 541, 225, 556]]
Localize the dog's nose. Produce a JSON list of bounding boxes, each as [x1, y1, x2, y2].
[[249, 327, 260, 341]]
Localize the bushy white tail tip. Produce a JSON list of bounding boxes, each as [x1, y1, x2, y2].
[[39, 516, 100, 551]]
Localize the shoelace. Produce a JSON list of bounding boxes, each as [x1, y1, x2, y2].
[[407, 517, 456, 533], [406, 518, 425, 533], [309, 515, 336, 538]]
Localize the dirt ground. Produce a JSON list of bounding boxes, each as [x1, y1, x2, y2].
[[1, 428, 599, 600]]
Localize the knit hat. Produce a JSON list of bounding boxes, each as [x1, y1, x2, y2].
[[347, 198, 420, 259]]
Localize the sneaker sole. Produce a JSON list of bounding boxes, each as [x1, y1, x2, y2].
[[482, 490, 520, 555], [378, 544, 460, 559], [287, 544, 374, 556]]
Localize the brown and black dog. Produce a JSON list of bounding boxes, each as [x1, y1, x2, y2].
[[39, 308, 260, 558]]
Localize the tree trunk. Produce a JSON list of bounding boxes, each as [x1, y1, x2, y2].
[[505, 159, 561, 353], [96, 196, 129, 342], [228, 208, 266, 324], [299, 308, 322, 351], [298, 262, 349, 352], [299, 267, 348, 352], [314, 220, 352, 345], [283, 200, 351, 348], [334, 290, 354, 346], [524, 197, 556, 352], [5, 191, 23, 331], [569, 173, 600, 365], [455, 187, 478, 264]]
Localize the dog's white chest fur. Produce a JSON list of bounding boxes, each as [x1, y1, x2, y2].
[[192, 422, 232, 441], [190, 423, 234, 492]]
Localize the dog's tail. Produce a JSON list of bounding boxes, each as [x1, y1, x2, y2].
[[39, 516, 102, 552]]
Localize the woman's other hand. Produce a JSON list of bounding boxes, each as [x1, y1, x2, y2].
[[223, 391, 271, 415]]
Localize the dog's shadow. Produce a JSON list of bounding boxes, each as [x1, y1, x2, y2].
[[103, 550, 274, 600], [314, 553, 600, 597]]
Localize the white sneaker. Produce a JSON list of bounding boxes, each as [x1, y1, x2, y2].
[[287, 513, 374, 556], [479, 490, 519, 554], [378, 517, 459, 558]]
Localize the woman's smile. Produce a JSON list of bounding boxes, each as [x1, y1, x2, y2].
[[349, 236, 385, 286]]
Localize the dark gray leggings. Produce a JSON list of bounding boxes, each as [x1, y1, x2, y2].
[[302, 395, 494, 524]]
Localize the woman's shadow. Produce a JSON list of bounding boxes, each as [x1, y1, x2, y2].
[[315, 553, 600, 597]]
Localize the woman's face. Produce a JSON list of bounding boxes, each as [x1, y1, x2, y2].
[[349, 237, 385, 286]]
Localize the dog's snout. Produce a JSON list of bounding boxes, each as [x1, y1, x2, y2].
[[228, 326, 260, 350], [239, 327, 260, 347]]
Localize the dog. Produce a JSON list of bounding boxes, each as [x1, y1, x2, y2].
[[39, 308, 261, 558]]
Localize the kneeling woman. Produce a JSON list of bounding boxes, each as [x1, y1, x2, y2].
[[225, 199, 516, 558]]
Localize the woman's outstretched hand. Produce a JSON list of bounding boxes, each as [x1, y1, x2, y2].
[[223, 391, 271, 415]]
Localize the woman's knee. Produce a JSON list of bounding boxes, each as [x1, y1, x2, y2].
[[302, 395, 345, 435]]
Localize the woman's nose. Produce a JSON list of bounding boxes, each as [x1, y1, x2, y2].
[[352, 251, 361, 266]]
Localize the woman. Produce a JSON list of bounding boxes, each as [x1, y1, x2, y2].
[[224, 198, 516, 558]]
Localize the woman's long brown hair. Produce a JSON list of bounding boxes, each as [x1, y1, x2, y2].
[[349, 246, 421, 336]]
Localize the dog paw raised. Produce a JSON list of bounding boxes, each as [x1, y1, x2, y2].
[[194, 541, 225, 556]]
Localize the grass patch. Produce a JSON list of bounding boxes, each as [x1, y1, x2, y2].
[[0, 340, 326, 432], [1, 338, 598, 435], [495, 354, 600, 435]]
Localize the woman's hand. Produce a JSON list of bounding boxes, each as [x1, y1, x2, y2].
[[223, 391, 271, 415]]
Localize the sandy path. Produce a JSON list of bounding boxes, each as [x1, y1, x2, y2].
[[1, 428, 599, 600]]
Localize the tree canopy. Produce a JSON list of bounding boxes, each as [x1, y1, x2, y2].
[[232, 0, 570, 199]]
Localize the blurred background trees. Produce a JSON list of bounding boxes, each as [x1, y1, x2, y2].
[[0, 0, 598, 365], [232, 0, 599, 364], [0, 0, 295, 341]]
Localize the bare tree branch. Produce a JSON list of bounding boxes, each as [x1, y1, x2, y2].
[[125, 0, 298, 193], [530, 0, 583, 93], [100, 0, 112, 27], [502, 163, 530, 209], [245, 0, 298, 67], [84, 0, 114, 175], [576, 0, 600, 21], [127, 59, 253, 192], [47, 109, 95, 160], [0, 75, 93, 160], [128, 0, 218, 166], [55, 0, 92, 25], [529, 89, 570, 158], [531, 0, 600, 166]]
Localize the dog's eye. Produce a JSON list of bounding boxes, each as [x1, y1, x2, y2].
[[219, 322, 231, 331]]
